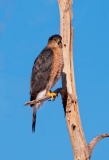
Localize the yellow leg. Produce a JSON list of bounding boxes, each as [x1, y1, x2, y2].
[[47, 91, 57, 100]]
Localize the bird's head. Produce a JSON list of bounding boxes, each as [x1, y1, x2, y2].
[[48, 34, 62, 48]]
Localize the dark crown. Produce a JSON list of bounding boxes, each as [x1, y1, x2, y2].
[[48, 34, 62, 42]]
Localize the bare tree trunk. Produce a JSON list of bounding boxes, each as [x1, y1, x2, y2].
[[58, 0, 89, 159], [58, 0, 109, 160]]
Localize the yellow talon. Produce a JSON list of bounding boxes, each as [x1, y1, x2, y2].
[[47, 91, 57, 100]]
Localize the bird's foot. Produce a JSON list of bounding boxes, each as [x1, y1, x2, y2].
[[47, 91, 57, 101]]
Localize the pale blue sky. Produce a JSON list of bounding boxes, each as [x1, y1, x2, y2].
[[0, 0, 109, 160]]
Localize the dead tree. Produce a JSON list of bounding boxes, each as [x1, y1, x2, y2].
[[25, 0, 109, 159], [58, 0, 109, 159]]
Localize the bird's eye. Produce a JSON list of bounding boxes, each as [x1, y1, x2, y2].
[[57, 39, 61, 45], [52, 38, 61, 45]]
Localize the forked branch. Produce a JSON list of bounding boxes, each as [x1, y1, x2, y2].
[[87, 133, 109, 158]]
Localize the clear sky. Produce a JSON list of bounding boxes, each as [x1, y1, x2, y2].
[[0, 0, 109, 160]]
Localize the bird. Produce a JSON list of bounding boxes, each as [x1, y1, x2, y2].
[[30, 34, 64, 132]]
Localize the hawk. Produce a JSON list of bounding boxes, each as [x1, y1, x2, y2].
[[30, 34, 64, 132]]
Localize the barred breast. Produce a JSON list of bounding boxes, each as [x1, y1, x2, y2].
[[46, 47, 64, 90]]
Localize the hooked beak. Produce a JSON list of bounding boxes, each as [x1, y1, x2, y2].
[[58, 41, 62, 48]]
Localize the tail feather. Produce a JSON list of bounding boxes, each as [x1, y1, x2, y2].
[[31, 89, 46, 132], [32, 107, 37, 132], [32, 103, 41, 132]]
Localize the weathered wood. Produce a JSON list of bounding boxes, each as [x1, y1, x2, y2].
[[58, 1, 109, 160], [58, 0, 89, 159], [87, 134, 109, 158]]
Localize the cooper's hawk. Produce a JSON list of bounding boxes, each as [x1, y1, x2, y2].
[[30, 34, 64, 132]]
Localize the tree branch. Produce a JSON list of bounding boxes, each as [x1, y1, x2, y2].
[[87, 133, 109, 158], [24, 88, 67, 106]]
